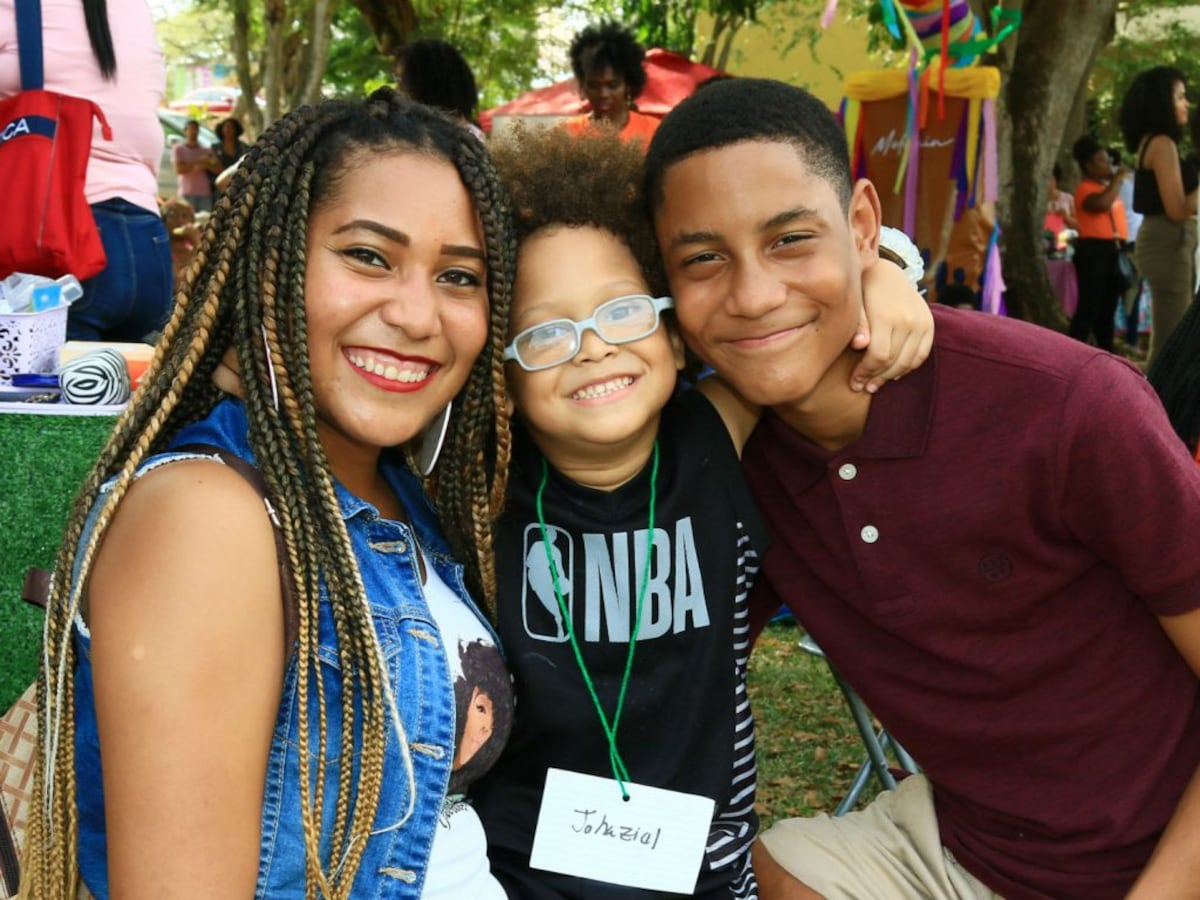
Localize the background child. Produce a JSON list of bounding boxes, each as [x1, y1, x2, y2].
[[471, 128, 930, 898], [161, 196, 203, 280]]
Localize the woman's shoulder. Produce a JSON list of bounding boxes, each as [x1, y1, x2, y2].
[[1142, 133, 1180, 162], [89, 457, 281, 629]]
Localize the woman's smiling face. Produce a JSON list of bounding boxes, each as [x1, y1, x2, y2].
[[303, 149, 489, 463]]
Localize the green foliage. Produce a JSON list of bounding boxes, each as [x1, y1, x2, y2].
[[617, 0, 766, 56], [1089, 16, 1200, 155], [419, 0, 553, 111], [324, 3, 394, 99], [156, 0, 240, 69]]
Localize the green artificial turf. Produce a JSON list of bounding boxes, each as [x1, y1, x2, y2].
[[0, 413, 116, 710]]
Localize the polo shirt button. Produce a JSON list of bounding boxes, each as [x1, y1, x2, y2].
[[860, 525, 879, 543], [838, 463, 858, 480]]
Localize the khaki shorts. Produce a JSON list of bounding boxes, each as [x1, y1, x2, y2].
[[759, 774, 1004, 900]]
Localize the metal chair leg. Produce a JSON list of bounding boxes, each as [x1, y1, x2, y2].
[[797, 634, 918, 815]]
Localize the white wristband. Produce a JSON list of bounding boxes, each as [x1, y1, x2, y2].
[[879, 226, 925, 286]]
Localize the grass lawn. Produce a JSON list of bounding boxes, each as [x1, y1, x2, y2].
[[0, 410, 870, 820], [0, 412, 117, 709], [749, 620, 867, 822]]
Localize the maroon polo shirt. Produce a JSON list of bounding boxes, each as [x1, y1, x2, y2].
[[744, 305, 1200, 899]]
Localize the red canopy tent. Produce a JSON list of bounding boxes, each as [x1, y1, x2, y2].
[[481, 49, 724, 134]]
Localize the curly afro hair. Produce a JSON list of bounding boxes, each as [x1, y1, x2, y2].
[[489, 124, 664, 293], [569, 21, 648, 101]]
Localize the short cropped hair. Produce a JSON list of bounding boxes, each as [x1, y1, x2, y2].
[[644, 78, 852, 211], [1072, 134, 1103, 172], [569, 21, 648, 100]]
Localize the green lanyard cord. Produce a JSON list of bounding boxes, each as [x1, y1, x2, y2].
[[535, 441, 660, 799]]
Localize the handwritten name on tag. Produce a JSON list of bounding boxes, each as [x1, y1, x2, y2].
[[529, 768, 715, 894]]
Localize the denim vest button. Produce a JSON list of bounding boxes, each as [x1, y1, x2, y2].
[[370, 539, 408, 554], [380, 867, 418, 883]]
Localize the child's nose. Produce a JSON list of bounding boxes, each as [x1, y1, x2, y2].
[[574, 326, 617, 362]]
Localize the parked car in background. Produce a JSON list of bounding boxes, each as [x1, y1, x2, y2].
[[167, 86, 241, 116], [157, 110, 218, 200]]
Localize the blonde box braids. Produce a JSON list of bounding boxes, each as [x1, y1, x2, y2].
[[20, 89, 514, 899]]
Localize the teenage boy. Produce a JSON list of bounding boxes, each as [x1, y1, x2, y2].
[[644, 78, 1200, 900]]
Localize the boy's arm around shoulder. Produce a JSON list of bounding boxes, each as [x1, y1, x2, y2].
[[850, 253, 934, 393], [87, 458, 285, 899]]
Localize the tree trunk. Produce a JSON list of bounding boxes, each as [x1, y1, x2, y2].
[[230, 0, 263, 134], [699, 13, 746, 70], [294, 0, 333, 108], [987, 0, 1117, 326], [349, 0, 419, 58], [261, 0, 287, 127]]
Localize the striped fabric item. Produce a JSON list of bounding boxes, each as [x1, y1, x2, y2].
[[0, 683, 36, 898], [59, 348, 130, 406]]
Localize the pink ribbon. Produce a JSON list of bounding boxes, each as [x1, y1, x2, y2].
[[821, 0, 840, 28], [982, 99, 998, 203]]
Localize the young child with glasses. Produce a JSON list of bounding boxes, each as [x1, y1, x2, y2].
[[469, 127, 931, 899]]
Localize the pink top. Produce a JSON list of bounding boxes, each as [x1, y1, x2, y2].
[[0, 0, 165, 213], [173, 141, 214, 198]]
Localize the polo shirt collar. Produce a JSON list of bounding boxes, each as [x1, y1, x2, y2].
[[757, 343, 937, 493]]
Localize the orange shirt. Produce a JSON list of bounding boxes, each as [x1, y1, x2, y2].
[[1074, 179, 1129, 240], [563, 110, 661, 152]]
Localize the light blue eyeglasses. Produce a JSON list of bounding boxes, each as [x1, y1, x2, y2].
[[503, 294, 675, 372]]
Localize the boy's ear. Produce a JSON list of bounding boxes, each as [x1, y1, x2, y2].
[[848, 178, 883, 268]]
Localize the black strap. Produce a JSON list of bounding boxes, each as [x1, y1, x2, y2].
[[15, 0, 44, 91]]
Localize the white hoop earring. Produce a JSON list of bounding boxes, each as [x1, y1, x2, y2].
[[261, 325, 279, 412], [417, 404, 451, 476]]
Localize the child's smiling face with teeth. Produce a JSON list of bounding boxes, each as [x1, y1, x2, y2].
[[505, 225, 684, 469]]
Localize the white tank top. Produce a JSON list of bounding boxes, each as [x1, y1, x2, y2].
[[419, 548, 511, 899]]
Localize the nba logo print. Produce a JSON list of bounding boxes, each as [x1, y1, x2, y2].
[[523, 523, 572, 642]]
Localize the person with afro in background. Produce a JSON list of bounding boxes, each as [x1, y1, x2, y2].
[[564, 21, 660, 150], [396, 37, 486, 142]]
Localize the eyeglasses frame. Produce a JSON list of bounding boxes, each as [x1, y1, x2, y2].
[[502, 294, 675, 372]]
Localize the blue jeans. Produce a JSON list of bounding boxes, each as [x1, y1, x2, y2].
[[69, 198, 173, 342]]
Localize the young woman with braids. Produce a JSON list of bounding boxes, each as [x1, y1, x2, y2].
[[20, 89, 516, 899]]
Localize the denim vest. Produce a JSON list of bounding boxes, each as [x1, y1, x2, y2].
[[72, 399, 496, 898]]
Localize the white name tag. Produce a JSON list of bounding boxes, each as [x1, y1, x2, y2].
[[529, 767, 715, 894]]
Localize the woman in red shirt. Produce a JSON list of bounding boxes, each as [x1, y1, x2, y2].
[[562, 21, 660, 151]]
